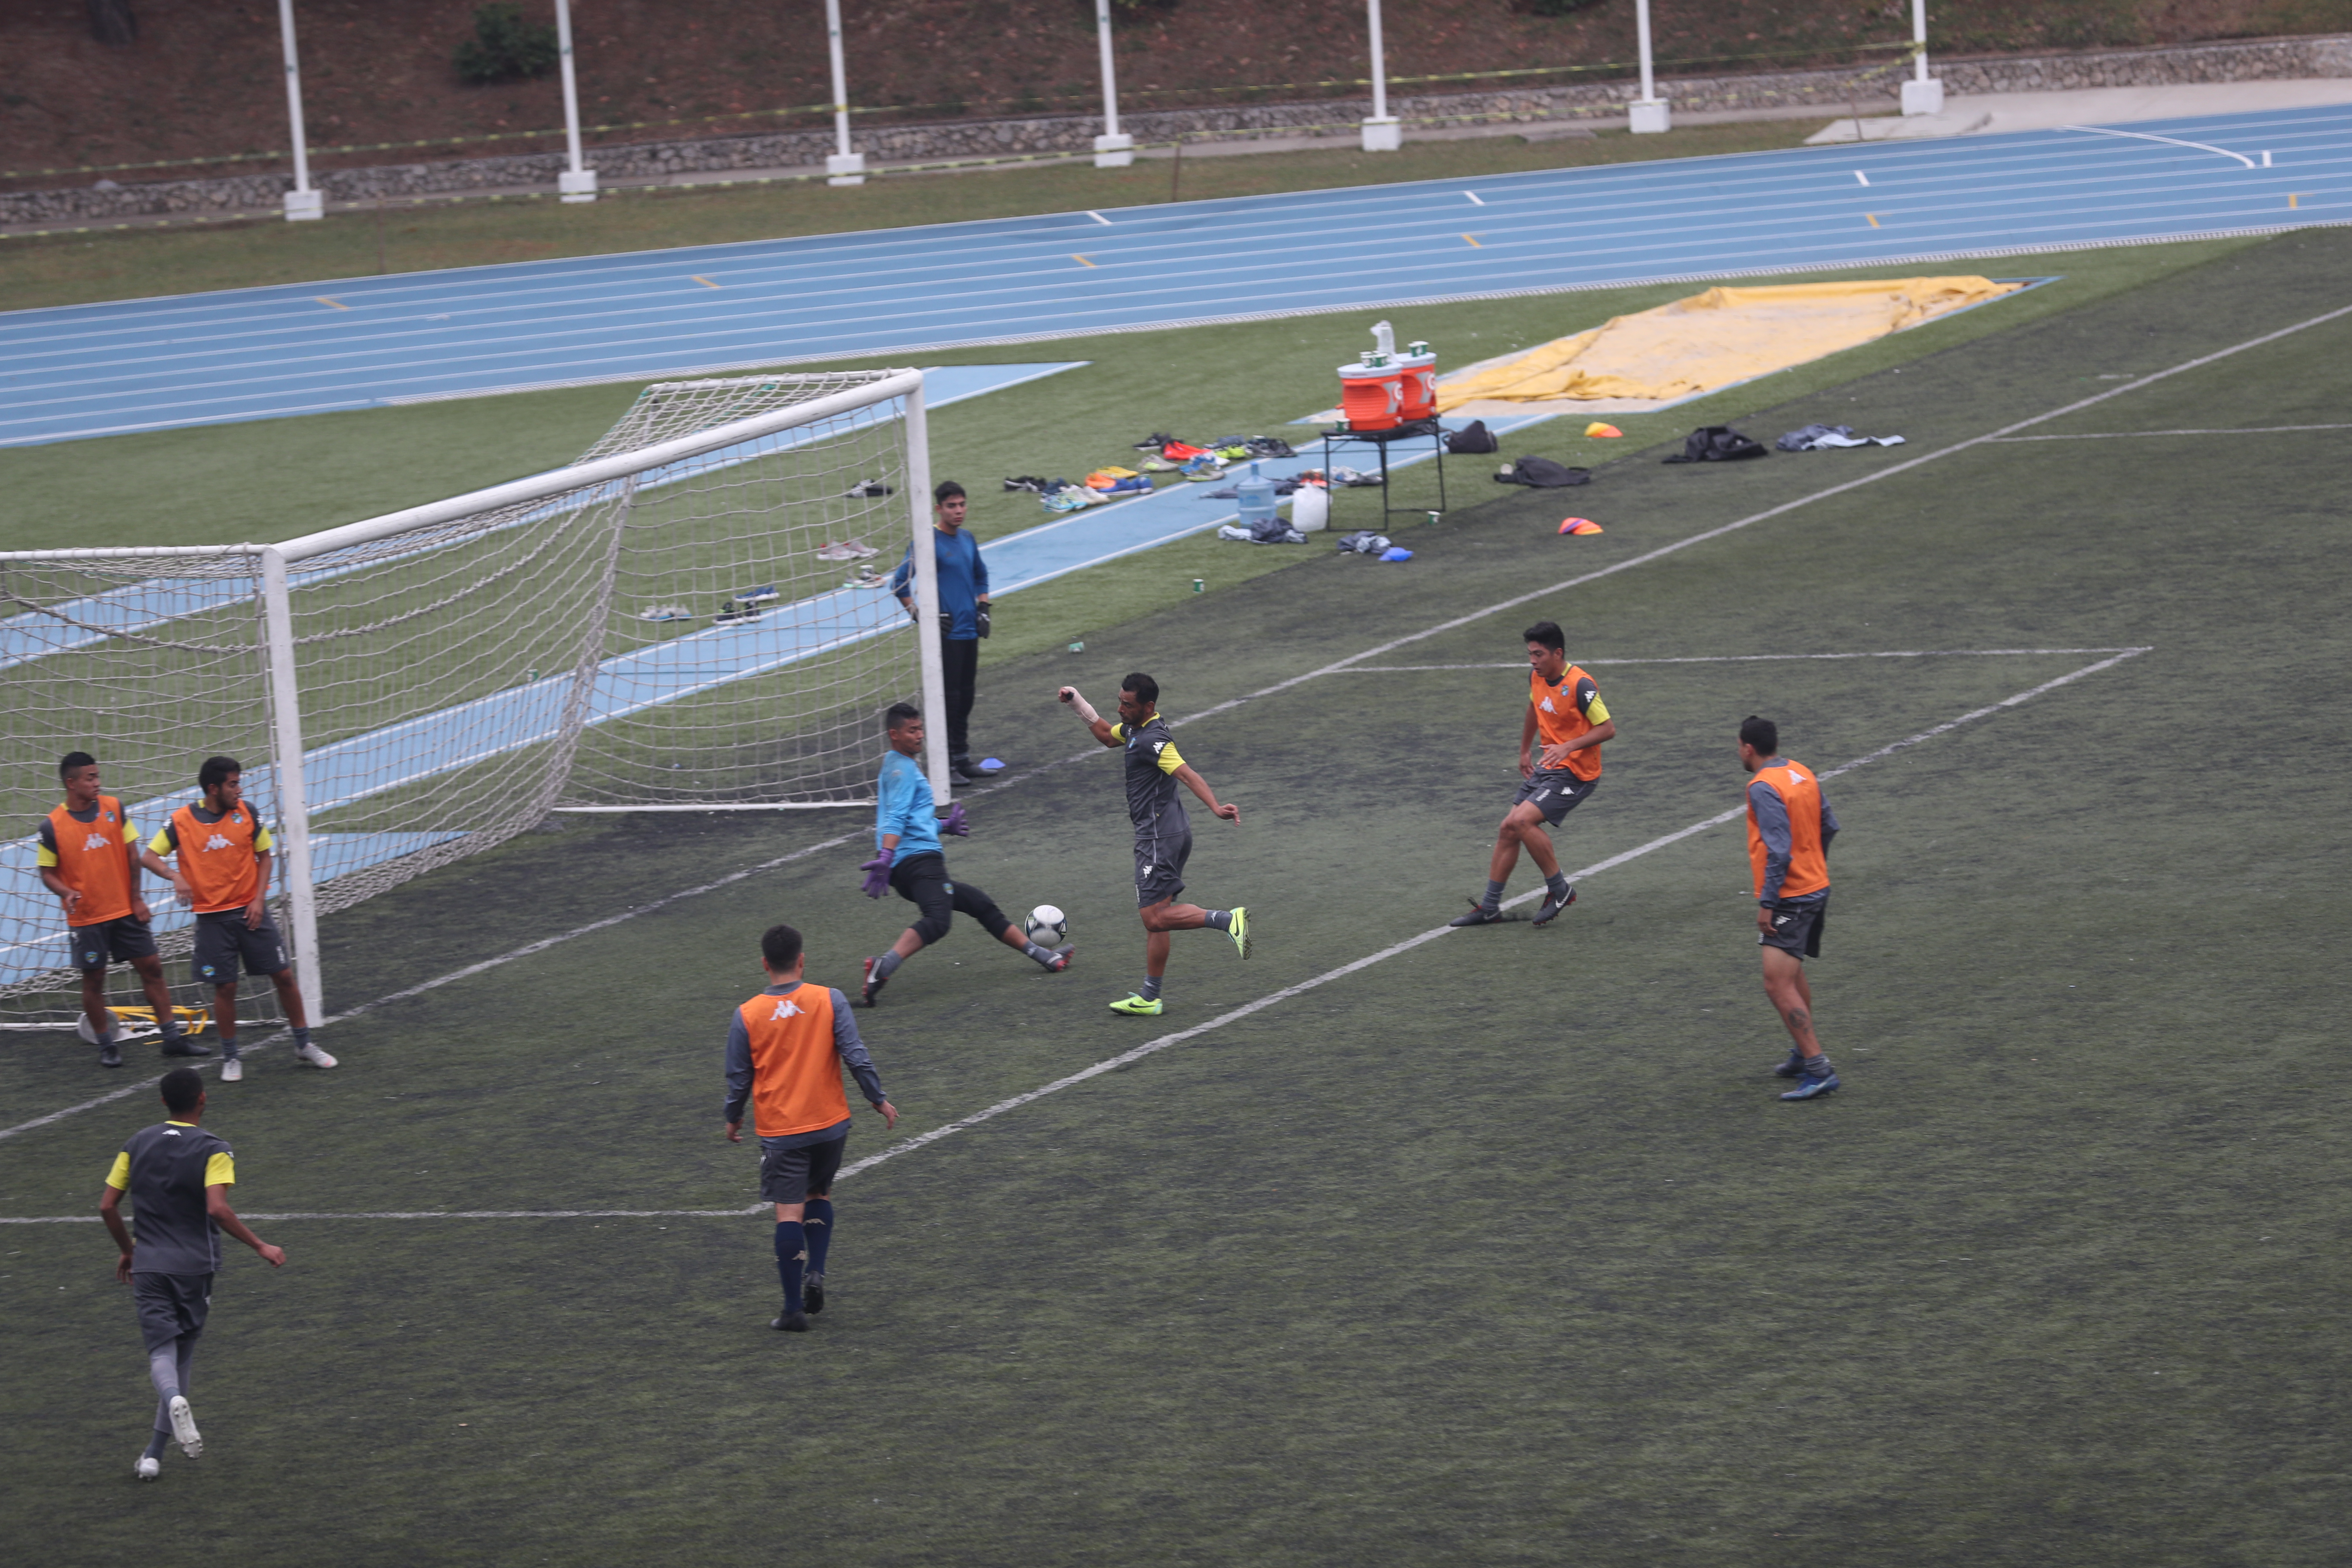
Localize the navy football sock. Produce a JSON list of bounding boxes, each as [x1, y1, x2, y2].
[[803, 1199, 835, 1278], [774, 1221, 806, 1313], [1139, 975, 1162, 1002], [1481, 879, 1507, 914]]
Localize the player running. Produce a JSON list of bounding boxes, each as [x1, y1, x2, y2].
[[857, 704, 1072, 1006], [99, 1066, 286, 1481], [1450, 622, 1617, 928], [36, 752, 207, 1068], [1058, 673, 1250, 1016], [723, 923, 899, 1332], [1740, 717, 1844, 1100], [143, 756, 334, 1081]]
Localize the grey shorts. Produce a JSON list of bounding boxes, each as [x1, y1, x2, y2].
[[70, 915, 157, 972], [132, 1271, 212, 1352], [193, 909, 288, 986], [1760, 896, 1828, 959], [759, 1132, 848, 1206], [1513, 770, 1599, 827], [1134, 831, 1193, 909]]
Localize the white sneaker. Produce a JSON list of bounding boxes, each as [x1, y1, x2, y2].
[[294, 1041, 338, 1069], [168, 1394, 202, 1458], [135, 1454, 160, 1481], [219, 1057, 243, 1082]]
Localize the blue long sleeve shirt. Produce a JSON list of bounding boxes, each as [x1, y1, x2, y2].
[[888, 525, 989, 640], [876, 750, 942, 858]]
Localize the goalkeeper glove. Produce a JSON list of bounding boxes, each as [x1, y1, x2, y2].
[[941, 802, 969, 837], [858, 849, 894, 898]]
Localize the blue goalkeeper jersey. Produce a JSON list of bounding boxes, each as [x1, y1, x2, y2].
[[876, 751, 941, 858]]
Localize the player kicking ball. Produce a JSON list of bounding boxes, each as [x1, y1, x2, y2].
[[1059, 674, 1250, 1016], [1450, 621, 1616, 928], [724, 924, 898, 1331], [1739, 716, 1844, 1101], [857, 703, 1072, 1005]]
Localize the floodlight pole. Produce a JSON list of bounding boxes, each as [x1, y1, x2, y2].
[[1628, 0, 1671, 133], [1902, 0, 1945, 115], [1360, 0, 1400, 150], [1092, 0, 1133, 167], [824, 0, 867, 185], [554, 0, 597, 201], [276, 0, 324, 219]]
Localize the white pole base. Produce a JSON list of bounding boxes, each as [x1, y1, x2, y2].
[[558, 168, 599, 203], [1629, 99, 1672, 135], [283, 188, 325, 222], [1093, 132, 1135, 168], [1360, 116, 1402, 152], [826, 152, 868, 187], [1901, 77, 1946, 116]]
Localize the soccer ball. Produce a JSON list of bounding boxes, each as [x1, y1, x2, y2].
[[1025, 905, 1069, 945]]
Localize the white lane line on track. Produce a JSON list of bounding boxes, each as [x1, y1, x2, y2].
[[1992, 424, 2352, 440], [2060, 124, 2258, 169], [3, 302, 2332, 1144], [0, 648, 2148, 1224]]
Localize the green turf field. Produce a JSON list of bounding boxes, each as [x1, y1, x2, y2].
[[4, 228, 2349, 1565]]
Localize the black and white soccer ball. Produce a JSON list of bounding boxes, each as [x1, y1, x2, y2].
[[1025, 905, 1069, 945]]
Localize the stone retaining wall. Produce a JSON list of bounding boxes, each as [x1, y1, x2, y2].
[[8, 32, 2347, 228]]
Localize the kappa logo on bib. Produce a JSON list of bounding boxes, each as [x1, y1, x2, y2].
[[203, 833, 233, 852], [82, 832, 110, 851], [770, 999, 804, 1021]]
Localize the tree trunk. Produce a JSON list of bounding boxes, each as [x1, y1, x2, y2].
[[86, 0, 137, 46]]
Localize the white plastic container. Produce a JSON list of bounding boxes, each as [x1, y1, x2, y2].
[[1289, 482, 1330, 533]]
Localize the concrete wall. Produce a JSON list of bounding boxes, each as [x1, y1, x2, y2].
[[8, 33, 2347, 228]]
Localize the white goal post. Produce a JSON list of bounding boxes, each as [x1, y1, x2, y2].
[[1, 369, 946, 1034]]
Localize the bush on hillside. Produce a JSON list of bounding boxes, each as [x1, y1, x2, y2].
[[455, 3, 559, 85]]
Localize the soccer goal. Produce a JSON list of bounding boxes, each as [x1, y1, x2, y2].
[[0, 368, 948, 1035]]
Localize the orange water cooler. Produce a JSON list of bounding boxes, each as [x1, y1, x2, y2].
[[1396, 339, 1438, 423], [1337, 355, 1405, 432]]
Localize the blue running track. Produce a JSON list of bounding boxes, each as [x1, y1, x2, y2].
[[2, 104, 2346, 449]]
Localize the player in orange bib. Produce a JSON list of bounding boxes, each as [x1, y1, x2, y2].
[[34, 751, 205, 1069], [143, 756, 333, 1082], [1450, 621, 1616, 928], [723, 923, 898, 1332], [1739, 716, 1844, 1101]]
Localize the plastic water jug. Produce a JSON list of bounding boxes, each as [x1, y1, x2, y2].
[[1235, 462, 1279, 531], [1289, 482, 1330, 533]]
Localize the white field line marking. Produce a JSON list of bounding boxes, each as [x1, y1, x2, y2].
[[5, 306, 2321, 1143], [1464, 191, 1486, 205], [0, 830, 861, 1146], [2058, 124, 2257, 169], [1344, 647, 2144, 673], [1855, 171, 1871, 186], [1086, 210, 1112, 225], [1992, 424, 2352, 441], [0, 648, 2152, 1224], [830, 649, 2151, 1188]]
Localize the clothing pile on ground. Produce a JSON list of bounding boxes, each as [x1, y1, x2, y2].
[[1334, 530, 1412, 562], [1217, 518, 1310, 545], [1775, 423, 1907, 451], [1661, 426, 1770, 463], [1492, 456, 1590, 488]]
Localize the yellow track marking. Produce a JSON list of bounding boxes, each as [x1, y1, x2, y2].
[[691, 275, 720, 288], [315, 296, 348, 309], [1462, 234, 1482, 247], [1073, 254, 1096, 267]]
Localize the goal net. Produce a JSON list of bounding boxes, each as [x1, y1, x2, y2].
[[1, 368, 944, 1036]]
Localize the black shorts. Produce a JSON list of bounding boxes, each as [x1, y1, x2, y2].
[[1513, 770, 1598, 827], [888, 851, 1012, 945], [1760, 896, 1828, 959], [759, 1131, 848, 1206], [1134, 831, 1193, 908], [70, 915, 156, 972], [192, 909, 288, 986], [132, 1271, 212, 1352]]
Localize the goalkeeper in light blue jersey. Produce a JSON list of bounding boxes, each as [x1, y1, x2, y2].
[[855, 703, 1072, 1007]]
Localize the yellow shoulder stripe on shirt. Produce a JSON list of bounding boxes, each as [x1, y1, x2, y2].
[[205, 1152, 236, 1187], [1155, 740, 1186, 775], [1583, 694, 1611, 725], [104, 1151, 130, 1190]]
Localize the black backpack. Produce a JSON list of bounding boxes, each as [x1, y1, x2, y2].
[[1493, 455, 1590, 488], [1663, 426, 1768, 464], [1445, 420, 1499, 454]]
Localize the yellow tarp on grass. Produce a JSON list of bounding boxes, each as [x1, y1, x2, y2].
[[1434, 277, 2021, 410]]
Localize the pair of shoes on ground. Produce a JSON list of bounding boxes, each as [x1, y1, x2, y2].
[[1447, 886, 1576, 928], [814, 538, 878, 561], [1771, 1048, 1841, 1099], [1108, 909, 1250, 1014], [215, 1042, 340, 1078]]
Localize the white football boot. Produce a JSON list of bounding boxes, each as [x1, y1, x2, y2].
[[168, 1395, 202, 1458]]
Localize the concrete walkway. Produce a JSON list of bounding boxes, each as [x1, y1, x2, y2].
[[1804, 78, 2352, 143]]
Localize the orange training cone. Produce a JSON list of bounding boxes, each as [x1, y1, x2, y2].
[[1558, 518, 1604, 536], [1584, 422, 1623, 438]]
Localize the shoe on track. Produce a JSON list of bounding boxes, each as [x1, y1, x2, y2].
[[803, 1274, 825, 1315], [1044, 945, 1074, 974], [1532, 885, 1577, 927], [1108, 994, 1163, 1017], [159, 1038, 213, 1059], [1227, 906, 1252, 960], [1780, 1069, 1841, 1102], [1448, 901, 1506, 928], [220, 1057, 243, 1083], [771, 1310, 811, 1332], [861, 956, 888, 1008], [168, 1395, 202, 1458], [135, 1454, 161, 1481], [294, 1042, 337, 1069], [1770, 1048, 1804, 1079], [98, 1043, 122, 1069]]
